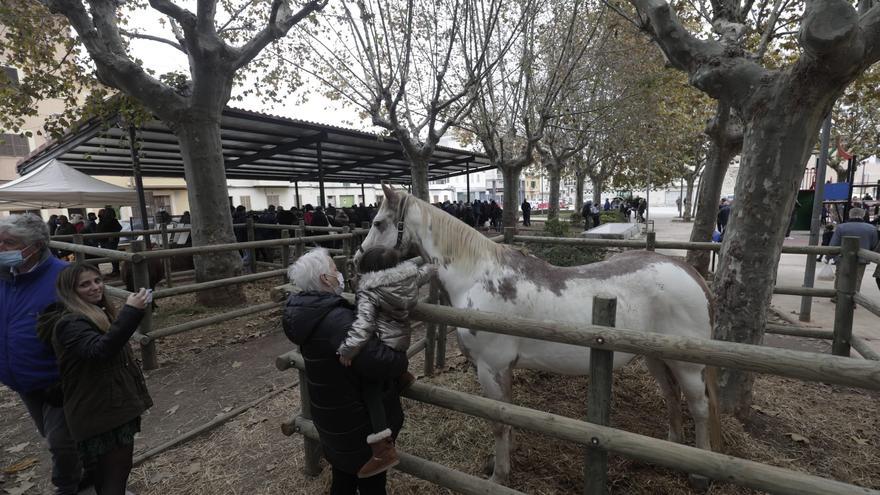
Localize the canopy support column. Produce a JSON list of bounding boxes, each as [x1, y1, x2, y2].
[[466, 162, 471, 202], [128, 125, 151, 247], [317, 141, 326, 208], [361, 183, 366, 205], [294, 181, 301, 208]]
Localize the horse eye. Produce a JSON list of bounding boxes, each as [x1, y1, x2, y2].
[[373, 221, 382, 228]]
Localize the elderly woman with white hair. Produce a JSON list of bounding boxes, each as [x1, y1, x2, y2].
[[0, 214, 84, 493], [282, 248, 408, 495]]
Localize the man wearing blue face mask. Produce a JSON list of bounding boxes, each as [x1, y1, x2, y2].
[[0, 214, 83, 494]]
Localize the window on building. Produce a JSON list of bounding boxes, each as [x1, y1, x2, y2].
[[0, 133, 29, 157], [267, 194, 280, 207], [326, 195, 335, 206], [531, 181, 536, 188], [239, 195, 252, 210], [1, 66, 19, 87], [433, 195, 439, 202]]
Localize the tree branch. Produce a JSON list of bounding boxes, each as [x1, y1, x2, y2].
[[148, 0, 196, 27], [119, 28, 185, 52], [630, 0, 768, 106], [233, 0, 327, 71]]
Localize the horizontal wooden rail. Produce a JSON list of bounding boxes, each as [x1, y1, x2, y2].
[[52, 227, 192, 240], [858, 248, 880, 264], [409, 303, 880, 390], [765, 324, 834, 340], [653, 240, 718, 251], [772, 285, 836, 298], [135, 301, 282, 343], [854, 293, 880, 319], [488, 235, 504, 243], [83, 257, 114, 265], [278, 352, 876, 495], [513, 235, 645, 248], [851, 336, 880, 361], [291, 417, 526, 495], [134, 233, 353, 261], [104, 286, 133, 300], [49, 241, 134, 261], [152, 270, 287, 300]]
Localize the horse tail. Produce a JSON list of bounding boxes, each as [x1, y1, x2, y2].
[[705, 366, 723, 451]]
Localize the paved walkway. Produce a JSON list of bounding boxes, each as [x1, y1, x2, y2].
[[645, 207, 880, 356]]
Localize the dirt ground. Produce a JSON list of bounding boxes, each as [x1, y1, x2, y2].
[[2, 264, 879, 494]]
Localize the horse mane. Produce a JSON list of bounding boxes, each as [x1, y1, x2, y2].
[[405, 194, 507, 270]]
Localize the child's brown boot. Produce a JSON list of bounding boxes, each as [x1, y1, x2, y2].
[[358, 429, 399, 478]]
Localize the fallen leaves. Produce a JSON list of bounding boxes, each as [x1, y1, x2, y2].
[[786, 433, 810, 444], [4, 442, 29, 454], [1, 458, 37, 475], [166, 404, 180, 416]]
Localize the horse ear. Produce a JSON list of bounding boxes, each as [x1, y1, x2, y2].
[[382, 183, 398, 203]]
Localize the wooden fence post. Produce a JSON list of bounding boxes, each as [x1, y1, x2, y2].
[[294, 228, 304, 259], [435, 281, 447, 370], [131, 240, 157, 370], [585, 296, 616, 495], [423, 276, 438, 377], [160, 223, 173, 288], [646, 231, 656, 252], [246, 216, 257, 274], [298, 369, 323, 476], [72, 234, 85, 263], [281, 229, 291, 283], [832, 236, 859, 356], [503, 227, 515, 244]]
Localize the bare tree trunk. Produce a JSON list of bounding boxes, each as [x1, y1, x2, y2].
[[409, 158, 430, 201], [501, 166, 523, 228], [590, 176, 602, 206], [547, 162, 562, 221], [687, 105, 740, 276], [713, 106, 825, 417], [175, 118, 245, 307], [574, 173, 586, 214], [683, 175, 696, 221]]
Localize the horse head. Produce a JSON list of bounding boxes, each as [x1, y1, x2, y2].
[[353, 184, 421, 270]]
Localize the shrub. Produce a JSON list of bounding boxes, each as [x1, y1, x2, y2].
[[568, 212, 584, 227], [526, 243, 606, 267], [543, 218, 570, 237], [600, 210, 625, 223]]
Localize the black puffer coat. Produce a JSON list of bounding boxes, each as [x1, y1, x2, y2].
[[282, 291, 407, 474], [39, 304, 152, 442]]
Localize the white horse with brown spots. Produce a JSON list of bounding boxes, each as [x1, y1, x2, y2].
[[355, 185, 721, 485]]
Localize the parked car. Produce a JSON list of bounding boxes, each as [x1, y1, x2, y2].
[[535, 201, 567, 210]]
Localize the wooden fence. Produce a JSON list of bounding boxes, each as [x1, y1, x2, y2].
[[50, 225, 368, 370], [274, 228, 880, 495]]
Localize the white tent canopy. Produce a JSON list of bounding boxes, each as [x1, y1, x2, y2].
[[0, 159, 138, 210]]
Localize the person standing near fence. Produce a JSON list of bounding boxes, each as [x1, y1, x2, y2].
[[0, 214, 84, 494], [39, 264, 151, 495], [97, 209, 122, 276], [830, 207, 879, 297], [283, 249, 408, 494]]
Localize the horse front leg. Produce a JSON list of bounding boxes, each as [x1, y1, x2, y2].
[[477, 363, 513, 485]]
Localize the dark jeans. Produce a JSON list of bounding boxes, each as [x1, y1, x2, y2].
[[363, 380, 387, 434], [19, 390, 83, 495], [330, 466, 387, 495]]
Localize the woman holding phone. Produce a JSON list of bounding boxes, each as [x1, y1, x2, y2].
[[38, 264, 152, 495]]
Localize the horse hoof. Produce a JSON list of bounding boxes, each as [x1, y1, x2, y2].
[[482, 455, 494, 476], [688, 474, 711, 492]]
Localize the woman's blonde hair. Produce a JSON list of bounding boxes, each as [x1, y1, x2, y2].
[[56, 264, 117, 332]]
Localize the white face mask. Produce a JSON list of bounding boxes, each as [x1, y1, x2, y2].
[[334, 272, 345, 295]]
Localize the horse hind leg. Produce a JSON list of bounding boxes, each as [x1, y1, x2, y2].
[[476, 363, 513, 485], [644, 358, 684, 443]]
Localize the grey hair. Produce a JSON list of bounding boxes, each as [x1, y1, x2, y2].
[[849, 207, 866, 219], [288, 248, 335, 292], [0, 213, 50, 246]]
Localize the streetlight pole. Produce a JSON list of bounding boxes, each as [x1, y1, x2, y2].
[[799, 114, 832, 322]]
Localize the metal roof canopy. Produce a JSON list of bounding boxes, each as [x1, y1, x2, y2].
[[16, 106, 493, 186]]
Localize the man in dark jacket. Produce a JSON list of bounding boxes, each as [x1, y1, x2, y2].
[[520, 200, 531, 227], [283, 249, 407, 494], [0, 214, 83, 494]]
